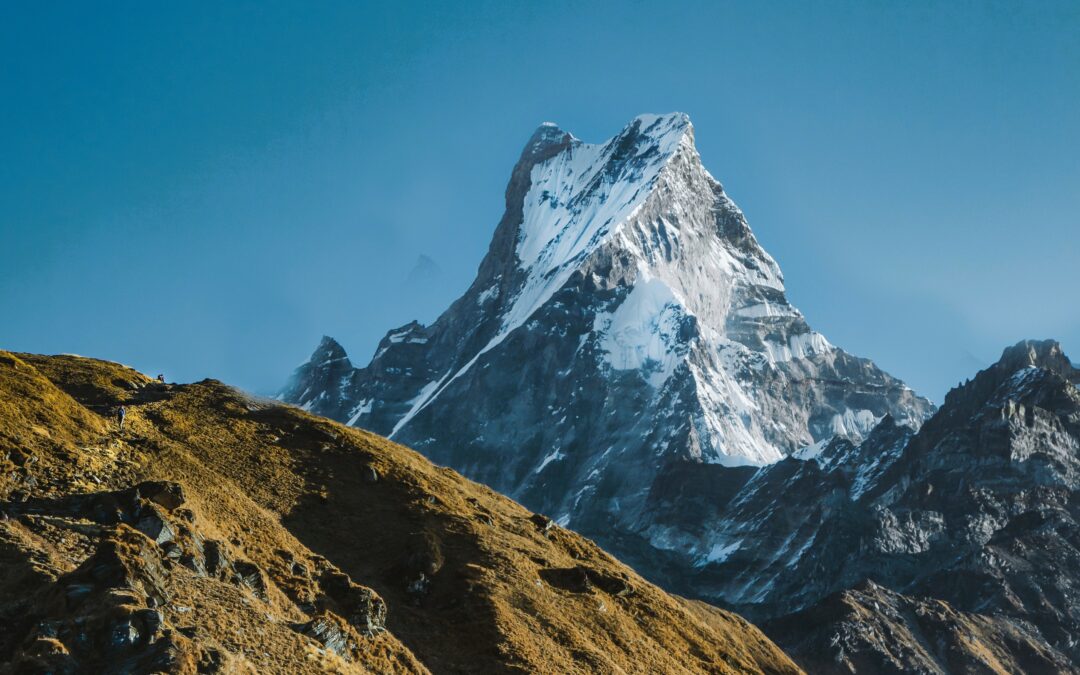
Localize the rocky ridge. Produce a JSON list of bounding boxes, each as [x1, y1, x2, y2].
[[636, 339, 1080, 673]]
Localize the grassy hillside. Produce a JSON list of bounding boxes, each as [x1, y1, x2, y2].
[[0, 351, 801, 674]]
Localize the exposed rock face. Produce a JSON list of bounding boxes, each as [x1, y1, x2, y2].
[[281, 112, 932, 563], [287, 335, 354, 417]]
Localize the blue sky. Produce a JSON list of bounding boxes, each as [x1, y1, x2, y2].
[[2, 1, 1078, 401]]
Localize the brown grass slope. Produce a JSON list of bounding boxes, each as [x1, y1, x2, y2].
[[0, 351, 801, 675]]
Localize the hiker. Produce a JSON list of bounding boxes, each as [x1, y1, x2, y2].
[[156, 373, 165, 383], [117, 405, 127, 431]]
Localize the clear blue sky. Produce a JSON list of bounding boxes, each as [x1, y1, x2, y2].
[[2, 1, 1078, 402]]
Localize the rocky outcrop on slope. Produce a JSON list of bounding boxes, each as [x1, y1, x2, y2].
[[0, 481, 401, 674]]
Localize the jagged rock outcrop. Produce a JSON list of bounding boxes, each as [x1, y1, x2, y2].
[[0, 478, 400, 673]]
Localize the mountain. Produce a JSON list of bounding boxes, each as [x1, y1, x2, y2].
[[0, 350, 801, 674], [633, 339, 1080, 673], [281, 112, 932, 569], [767, 339, 1080, 672], [405, 254, 442, 286]]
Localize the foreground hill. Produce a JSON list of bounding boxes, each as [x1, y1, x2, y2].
[[0, 351, 800, 674]]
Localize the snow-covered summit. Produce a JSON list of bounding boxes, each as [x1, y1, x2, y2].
[[282, 112, 933, 532], [503, 112, 695, 338]]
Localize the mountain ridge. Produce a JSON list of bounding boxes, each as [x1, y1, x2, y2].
[[672, 337, 1080, 672], [0, 349, 801, 674]]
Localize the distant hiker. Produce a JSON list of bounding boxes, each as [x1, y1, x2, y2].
[[117, 406, 127, 431], [156, 374, 165, 383]]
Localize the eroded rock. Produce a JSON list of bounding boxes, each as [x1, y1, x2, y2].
[[318, 569, 387, 636]]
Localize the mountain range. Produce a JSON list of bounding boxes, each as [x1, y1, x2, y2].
[[284, 114, 1080, 672]]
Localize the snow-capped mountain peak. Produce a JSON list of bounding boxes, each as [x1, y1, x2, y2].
[[502, 113, 695, 336], [276, 113, 1080, 672], [282, 112, 932, 531]]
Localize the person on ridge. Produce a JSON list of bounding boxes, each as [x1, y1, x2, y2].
[[117, 405, 127, 431], [156, 373, 165, 383]]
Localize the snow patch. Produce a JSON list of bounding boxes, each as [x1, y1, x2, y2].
[[830, 408, 880, 439], [387, 330, 428, 345], [763, 331, 833, 363], [346, 399, 373, 426], [736, 302, 798, 319], [390, 380, 441, 436], [594, 276, 686, 387], [793, 438, 831, 461], [477, 285, 498, 305], [534, 448, 566, 474], [705, 539, 742, 564]]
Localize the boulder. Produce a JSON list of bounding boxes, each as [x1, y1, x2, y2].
[[134, 504, 176, 545], [231, 560, 268, 602], [296, 611, 358, 660], [530, 513, 553, 535], [318, 570, 387, 636], [203, 540, 230, 578], [136, 481, 186, 511]]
